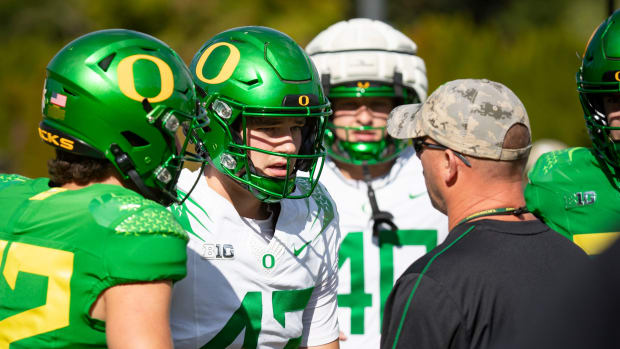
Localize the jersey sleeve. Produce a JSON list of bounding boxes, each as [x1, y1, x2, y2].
[[524, 150, 572, 239], [381, 273, 464, 349], [300, 184, 342, 347], [90, 192, 189, 287]]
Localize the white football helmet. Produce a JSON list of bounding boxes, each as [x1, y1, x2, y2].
[[306, 18, 428, 165], [306, 18, 427, 103]]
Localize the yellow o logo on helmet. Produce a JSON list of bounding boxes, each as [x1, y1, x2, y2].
[[614, 71, 620, 82], [117, 54, 175, 103], [195, 42, 241, 85], [357, 81, 370, 89], [298, 95, 310, 106]]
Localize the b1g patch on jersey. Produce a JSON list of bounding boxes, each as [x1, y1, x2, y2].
[[564, 190, 597, 209], [200, 243, 235, 260]]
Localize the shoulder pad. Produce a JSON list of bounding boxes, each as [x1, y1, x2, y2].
[[528, 148, 584, 182], [308, 181, 336, 228], [0, 174, 30, 190], [89, 190, 188, 241]]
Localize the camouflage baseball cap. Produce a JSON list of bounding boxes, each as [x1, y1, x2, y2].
[[387, 78, 531, 160]]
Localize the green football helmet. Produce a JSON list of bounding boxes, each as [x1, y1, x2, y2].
[[190, 26, 331, 203], [40, 29, 208, 206], [577, 10, 620, 174], [306, 18, 428, 165]]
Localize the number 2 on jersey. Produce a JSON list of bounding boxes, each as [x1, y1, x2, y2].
[[0, 240, 74, 347]]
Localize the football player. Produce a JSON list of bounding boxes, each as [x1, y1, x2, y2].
[[169, 26, 341, 348], [0, 29, 207, 348], [525, 10, 620, 255], [305, 18, 449, 348]]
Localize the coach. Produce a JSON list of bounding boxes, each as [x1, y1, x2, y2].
[[380, 79, 589, 349]]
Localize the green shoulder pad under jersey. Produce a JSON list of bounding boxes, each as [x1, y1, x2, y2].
[[89, 189, 188, 239], [0, 178, 188, 348], [297, 179, 336, 229], [525, 148, 620, 255], [0, 173, 30, 190]]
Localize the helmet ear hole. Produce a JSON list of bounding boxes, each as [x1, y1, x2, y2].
[[121, 131, 150, 147]]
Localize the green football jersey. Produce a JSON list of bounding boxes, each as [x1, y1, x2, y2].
[[525, 147, 620, 255], [0, 174, 188, 348]]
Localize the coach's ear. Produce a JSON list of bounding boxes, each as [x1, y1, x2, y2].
[[442, 149, 462, 187]]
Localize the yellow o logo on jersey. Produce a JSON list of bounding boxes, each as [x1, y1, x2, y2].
[[117, 54, 174, 103], [298, 95, 310, 106], [195, 42, 241, 85]]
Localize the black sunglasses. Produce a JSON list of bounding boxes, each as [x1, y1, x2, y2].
[[413, 139, 472, 167]]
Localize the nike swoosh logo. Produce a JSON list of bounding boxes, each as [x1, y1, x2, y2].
[[294, 241, 311, 256], [409, 192, 427, 200]]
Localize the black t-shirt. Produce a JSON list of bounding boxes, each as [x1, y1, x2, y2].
[[505, 237, 620, 349], [381, 219, 589, 349]]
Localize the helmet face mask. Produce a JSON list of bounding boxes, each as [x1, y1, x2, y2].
[[190, 27, 331, 203], [40, 29, 207, 206], [578, 10, 620, 175], [306, 18, 428, 166], [324, 123, 407, 165]]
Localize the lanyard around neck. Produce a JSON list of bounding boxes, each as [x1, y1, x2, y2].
[[456, 206, 529, 227], [361, 164, 398, 239]]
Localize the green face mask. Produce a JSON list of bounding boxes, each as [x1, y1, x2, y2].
[[322, 83, 417, 166], [40, 29, 207, 206], [189, 26, 331, 203], [323, 123, 407, 165]]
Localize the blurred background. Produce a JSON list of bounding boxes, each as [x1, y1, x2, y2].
[[0, 0, 614, 177]]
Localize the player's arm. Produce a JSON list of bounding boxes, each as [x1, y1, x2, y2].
[[94, 280, 175, 349]]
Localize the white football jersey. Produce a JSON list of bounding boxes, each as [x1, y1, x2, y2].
[[319, 147, 449, 349], [169, 169, 341, 349]]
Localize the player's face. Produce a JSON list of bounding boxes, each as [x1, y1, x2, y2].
[[415, 137, 447, 214], [602, 93, 620, 140], [332, 97, 394, 142], [245, 117, 304, 178]]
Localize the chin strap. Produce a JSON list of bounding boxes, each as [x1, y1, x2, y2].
[[110, 143, 171, 205], [362, 164, 398, 242]]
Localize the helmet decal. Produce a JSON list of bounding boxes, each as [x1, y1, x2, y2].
[[194, 42, 241, 85], [117, 54, 175, 103]]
